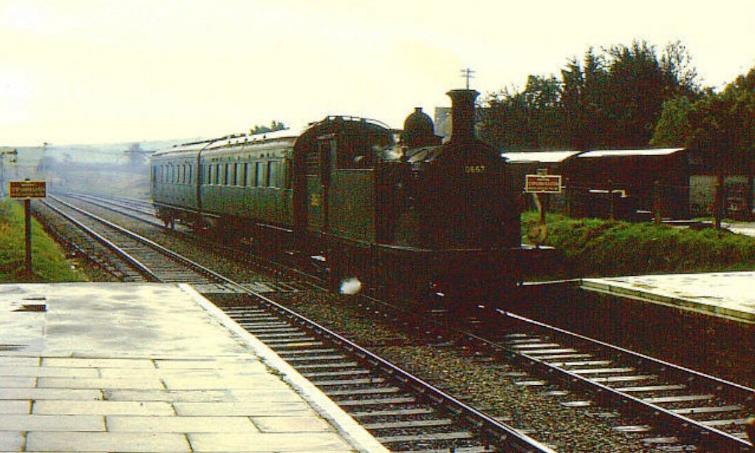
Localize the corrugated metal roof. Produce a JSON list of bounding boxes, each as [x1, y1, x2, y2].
[[502, 151, 581, 163], [578, 148, 684, 158]]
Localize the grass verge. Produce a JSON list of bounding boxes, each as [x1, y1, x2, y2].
[[523, 212, 755, 277], [0, 199, 87, 282]]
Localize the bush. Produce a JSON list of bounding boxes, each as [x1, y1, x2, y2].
[[523, 212, 755, 277]]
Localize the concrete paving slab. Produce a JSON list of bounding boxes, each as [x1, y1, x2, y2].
[[0, 400, 31, 414], [0, 388, 102, 401], [0, 414, 104, 431], [0, 366, 99, 378], [162, 375, 286, 390], [188, 432, 353, 452], [37, 377, 165, 389], [0, 358, 40, 367], [0, 283, 387, 452], [174, 401, 314, 417], [582, 271, 755, 323], [107, 415, 258, 433], [103, 389, 232, 402], [155, 358, 259, 368], [0, 377, 35, 388], [0, 432, 23, 450], [26, 432, 191, 452], [252, 416, 333, 432], [43, 358, 156, 368], [34, 400, 175, 416]]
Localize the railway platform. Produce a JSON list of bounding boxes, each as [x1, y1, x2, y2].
[[582, 271, 754, 324], [0, 283, 386, 452]]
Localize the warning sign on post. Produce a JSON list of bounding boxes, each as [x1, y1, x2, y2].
[[9, 180, 47, 199], [525, 175, 561, 193]]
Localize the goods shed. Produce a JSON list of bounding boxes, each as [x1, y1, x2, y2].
[[561, 148, 689, 220]]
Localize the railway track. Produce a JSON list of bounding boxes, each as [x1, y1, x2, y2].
[[36, 194, 553, 452], [40, 192, 754, 451], [473, 311, 753, 451]]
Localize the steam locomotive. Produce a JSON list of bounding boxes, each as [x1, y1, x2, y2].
[[150, 89, 550, 309]]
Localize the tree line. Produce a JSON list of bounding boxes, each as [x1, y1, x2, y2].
[[478, 40, 753, 170]]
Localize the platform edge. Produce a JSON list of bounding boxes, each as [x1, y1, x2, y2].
[[177, 283, 389, 453]]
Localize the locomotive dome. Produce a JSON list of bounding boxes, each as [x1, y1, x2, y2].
[[401, 107, 438, 148]]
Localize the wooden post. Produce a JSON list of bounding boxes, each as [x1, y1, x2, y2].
[[24, 198, 32, 275], [653, 180, 662, 225], [565, 177, 572, 217], [714, 175, 724, 230], [540, 193, 547, 224], [608, 179, 615, 221], [747, 174, 753, 221]]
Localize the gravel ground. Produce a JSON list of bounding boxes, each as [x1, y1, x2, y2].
[[276, 290, 655, 452], [506, 287, 754, 387], [51, 200, 747, 451], [63, 198, 273, 282]]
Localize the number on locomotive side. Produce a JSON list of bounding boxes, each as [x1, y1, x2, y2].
[[465, 165, 486, 174]]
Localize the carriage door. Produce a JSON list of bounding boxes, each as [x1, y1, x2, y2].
[[305, 134, 336, 233], [151, 164, 158, 198]]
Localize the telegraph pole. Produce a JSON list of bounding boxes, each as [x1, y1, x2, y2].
[[460, 68, 475, 89]]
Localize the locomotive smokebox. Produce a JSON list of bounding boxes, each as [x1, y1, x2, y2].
[[446, 89, 479, 144]]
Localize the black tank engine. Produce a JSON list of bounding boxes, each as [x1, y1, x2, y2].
[[151, 89, 551, 310]]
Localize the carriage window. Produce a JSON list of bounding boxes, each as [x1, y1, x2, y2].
[[233, 163, 240, 186], [243, 163, 250, 186], [255, 162, 264, 187], [215, 164, 221, 185], [267, 161, 277, 187], [187, 165, 192, 184], [207, 165, 213, 184]]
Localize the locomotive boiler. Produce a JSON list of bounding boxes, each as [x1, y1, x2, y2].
[[151, 88, 549, 310]]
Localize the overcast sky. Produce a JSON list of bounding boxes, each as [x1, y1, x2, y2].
[[1, 0, 753, 146]]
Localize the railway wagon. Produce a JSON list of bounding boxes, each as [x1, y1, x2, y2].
[[151, 89, 553, 309]]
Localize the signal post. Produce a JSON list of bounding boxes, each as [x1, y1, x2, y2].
[[9, 179, 47, 275]]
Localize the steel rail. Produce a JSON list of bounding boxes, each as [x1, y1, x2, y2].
[[41, 199, 160, 282], [502, 310, 754, 402], [321, 285, 753, 451], [56, 191, 324, 288], [60, 193, 164, 228], [48, 194, 553, 452], [472, 310, 753, 451], [66, 192, 752, 450]]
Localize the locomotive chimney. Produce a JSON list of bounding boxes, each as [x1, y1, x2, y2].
[[446, 89, 479, 144]]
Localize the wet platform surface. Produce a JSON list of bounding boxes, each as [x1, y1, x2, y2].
[[0, 283, 385, 452], [582, 271, 754, 323]]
